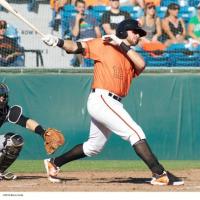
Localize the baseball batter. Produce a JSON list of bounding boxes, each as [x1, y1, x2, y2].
[[0, 83, 64, 180], [42, 19, 184, 186]]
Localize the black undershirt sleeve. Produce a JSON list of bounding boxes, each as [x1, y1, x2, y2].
[[16, 114, 29, 127]]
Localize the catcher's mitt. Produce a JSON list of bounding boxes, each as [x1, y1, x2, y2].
[[44, 128, 65, 154]]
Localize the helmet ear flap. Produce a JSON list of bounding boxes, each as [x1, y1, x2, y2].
[[117, 30, 128, 39], [121, 31, 128, 39]]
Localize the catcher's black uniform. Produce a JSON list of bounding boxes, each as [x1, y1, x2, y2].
[[0, 83, 29, 180]]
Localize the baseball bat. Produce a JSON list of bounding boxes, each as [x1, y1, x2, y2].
[[0, 0, 45, 37]]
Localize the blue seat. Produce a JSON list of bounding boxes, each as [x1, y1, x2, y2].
[[89, 5, 108, 23], [188, 0, 199, 6], [60, 8, 77, 38], [167, 43, 200, 67], [63, 4, 76, 13], [5, 24, 20, 43], [27, 0, 39, 13], [135, 46, 170, 67], [145, 53, 171, 67], [90, 11, 104, 23], [120, 5, 133, 13], [156, 6, 167, 19], [120, 6, 143, 19], [91, 5, 108, 12], [83, 58, 94, 67], [133, 6, 144, 19], [178, 6, 196, 24], [161, 0, 179, 7]]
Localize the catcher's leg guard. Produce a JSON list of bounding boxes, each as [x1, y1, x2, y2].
[[0, 133, 24, 173]]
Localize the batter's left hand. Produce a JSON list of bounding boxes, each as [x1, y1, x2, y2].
[[102, 34, 122, 46], [42, 34, 59, 47]]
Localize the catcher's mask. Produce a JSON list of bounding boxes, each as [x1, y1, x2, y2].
[[0, 83, 9, 109], [116, 19, 146, 39]]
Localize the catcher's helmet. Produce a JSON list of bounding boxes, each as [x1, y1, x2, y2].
[[116, 19, 146, 39], [0, 83, 9, 109]]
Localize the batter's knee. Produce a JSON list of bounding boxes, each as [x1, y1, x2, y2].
[[123, 132, 146, 146], [83, 141, 105, 157]]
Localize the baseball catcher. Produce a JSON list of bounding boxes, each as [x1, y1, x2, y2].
[[0, 83, 64, 180]]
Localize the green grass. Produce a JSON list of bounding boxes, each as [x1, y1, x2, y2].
[[9, 160, 200, 173]]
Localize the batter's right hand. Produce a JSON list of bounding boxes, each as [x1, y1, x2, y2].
[[42, 34, 59, 47], [102, 34, 122, 46]]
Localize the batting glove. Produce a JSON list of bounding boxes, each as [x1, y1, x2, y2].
[[42, 34, 59, 47], [102, 34, 122, 46]]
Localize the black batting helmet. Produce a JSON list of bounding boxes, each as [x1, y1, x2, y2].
[[0, 83, 9, 109], [116, 19, 146, 39]]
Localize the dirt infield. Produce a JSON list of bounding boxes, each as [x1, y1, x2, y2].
[[0, 169, 200, 192]]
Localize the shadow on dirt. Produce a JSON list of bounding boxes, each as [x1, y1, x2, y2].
[[95, 177, 152, 184], [17, 175, 79, 182], [17, 175, 46, 180]]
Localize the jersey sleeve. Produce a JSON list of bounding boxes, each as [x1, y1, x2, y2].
[[84, 39, 103, 61]]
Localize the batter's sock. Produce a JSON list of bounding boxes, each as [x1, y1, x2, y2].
[[133, 139, 165, 175], [53, 144, 86, 167]]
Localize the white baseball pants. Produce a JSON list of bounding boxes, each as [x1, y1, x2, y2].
[[83, 89, 146, 157]]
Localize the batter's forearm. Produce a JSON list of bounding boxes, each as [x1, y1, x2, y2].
[[127, 50, 145, 71], [54, 37, 85, 54], [119, 42, 145, 73], [62, 40, 78, 52]]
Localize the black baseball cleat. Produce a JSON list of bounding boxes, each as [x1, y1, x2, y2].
[[167, 171, 184, 186], [0, 171, 17, 180]]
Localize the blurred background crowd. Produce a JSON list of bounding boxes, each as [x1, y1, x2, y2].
[[0, 0, 200, 67]]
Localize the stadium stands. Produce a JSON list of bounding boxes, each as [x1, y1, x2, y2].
[[89, 5, 109, 23], [60, 4, 77, 38], [166, 43, 200, 67], [120, 6, 143, 19], [178, 6, 196, 24], [161, 0, 179, 7], [1, 1, 200, 68]]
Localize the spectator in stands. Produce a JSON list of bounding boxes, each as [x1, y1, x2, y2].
[[139, 2, 162, 43], [69, 0, 102, 66], [161, 3, 187, 47], [188, 3, 200, 43], [101, 0, 131, 34], [49, 0, 71, 31], [0, 20, 24, 67]]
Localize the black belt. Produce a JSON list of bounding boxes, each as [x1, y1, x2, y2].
[[92, 88, 121, 102]]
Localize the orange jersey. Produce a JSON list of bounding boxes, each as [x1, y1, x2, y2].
[[84, 38, 141, 97]]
